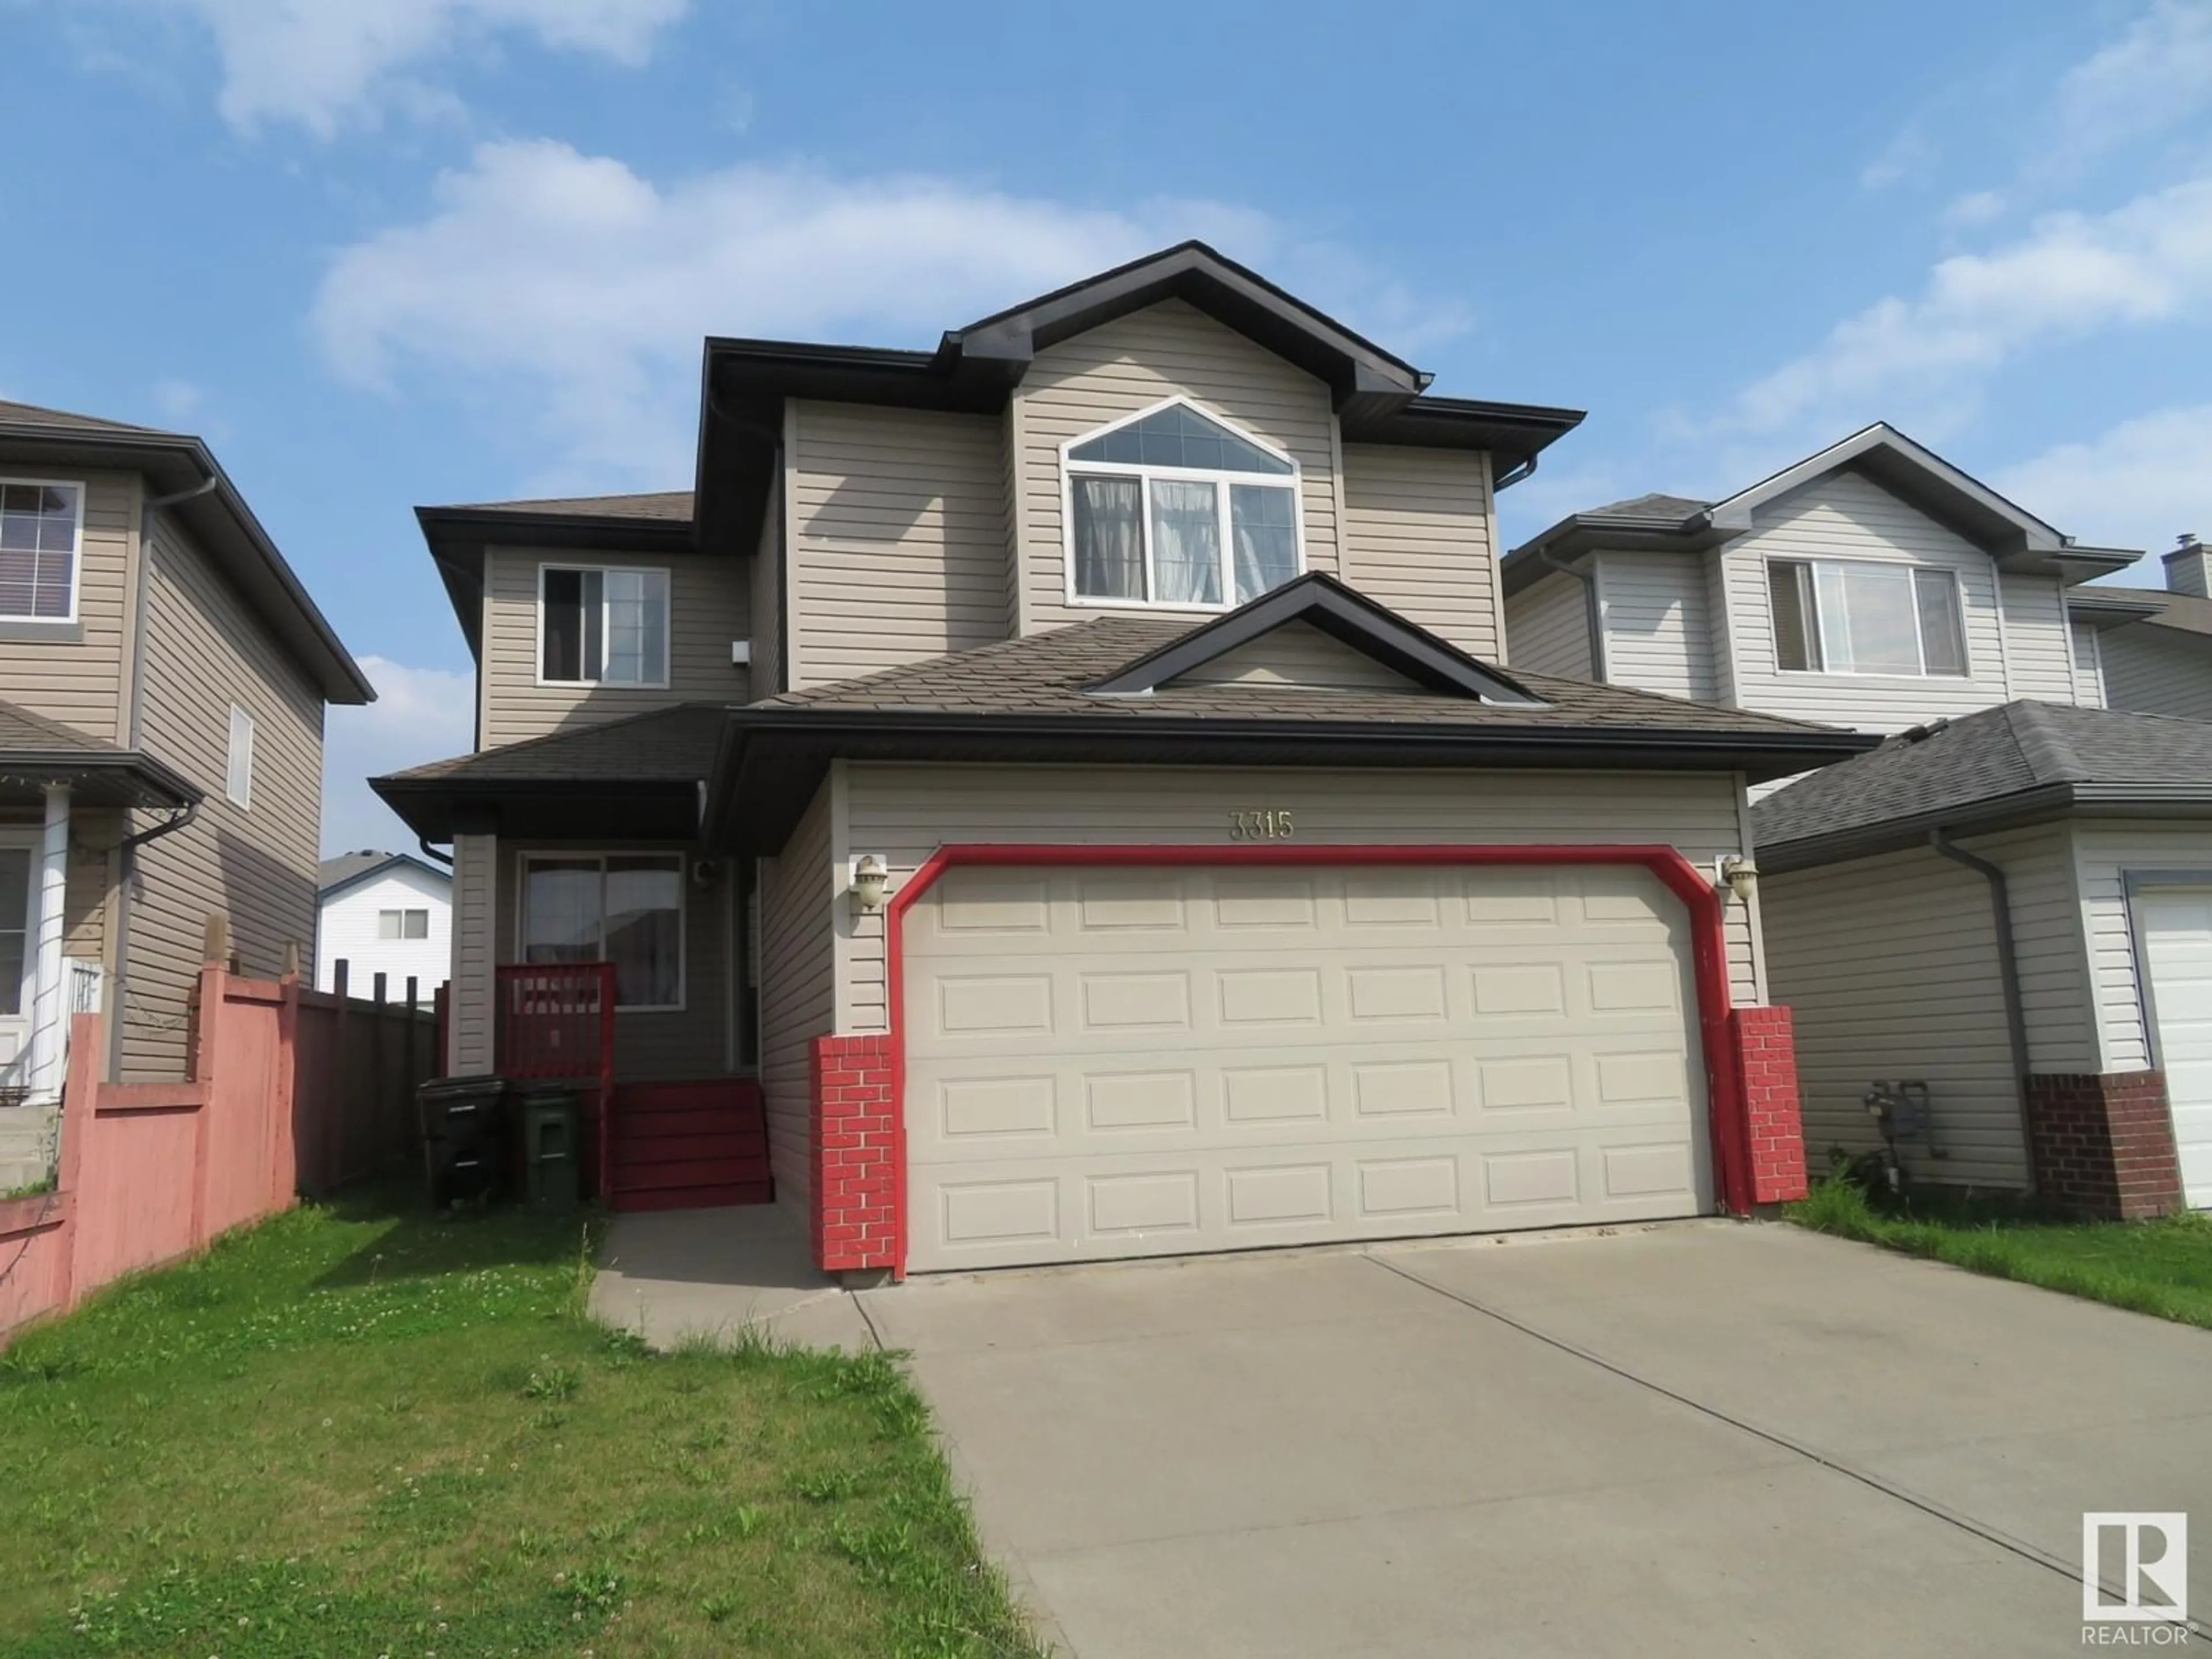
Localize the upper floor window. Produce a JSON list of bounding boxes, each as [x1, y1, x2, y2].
[[225, 704, 255, 809], [540, 565, 669, 687], [1768, 558, 1968, 677], [0, 480, 81, 622], [377, 908, 430, 940], [1064, 401, 1301, 609]]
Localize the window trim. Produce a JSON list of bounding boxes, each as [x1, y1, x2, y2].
[[515, 850, 688, 1013], [0, 475, 84, 627], [534, 562, 673, 690], [1059, 396, 1306, 613], [377, 907, 432, 941], [1763, 556, 1971, 680], [225, 703, 255, 810], [0, 830, 37, 1021]]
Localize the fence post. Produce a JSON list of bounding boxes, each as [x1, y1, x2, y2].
[[404, 977, 422, 1153], [188, 965, 222, 1249], [55, 1010, 102, 1311], [372, 972, 391, 1172], [329, 960, 349, 1196], [275, 972, 301, 1210]]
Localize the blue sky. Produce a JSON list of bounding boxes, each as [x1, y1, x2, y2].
[[2, 0, 2208, 853]]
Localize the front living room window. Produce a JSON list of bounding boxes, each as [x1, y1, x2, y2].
[[0, 480, 82, 622], [520, 853, 684, 1010], [539, 565, 670, 687], [1065, 400, 1302, 609]]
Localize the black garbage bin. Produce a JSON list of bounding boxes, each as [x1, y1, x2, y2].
[[417, 1074, 510, 1208], [512, 1082, 582, 1211]]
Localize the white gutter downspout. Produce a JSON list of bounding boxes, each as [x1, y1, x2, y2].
[[27, 783, 70, 1103]]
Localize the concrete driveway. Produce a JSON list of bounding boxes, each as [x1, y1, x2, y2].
[[857, 1221, 2212, 1659]]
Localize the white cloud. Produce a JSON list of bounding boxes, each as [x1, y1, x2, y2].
[[1861, 123, 1938, 192], [2050, 1, 2212, 171], [115, 0, 686, 137], [321, 655, 475, 855], [312, 140, 1469, 489], [1717, 175, 2212, 438], [1993, 402, 2212, 557]]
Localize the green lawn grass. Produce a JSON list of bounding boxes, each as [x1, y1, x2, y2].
[[0, 1189, 1043, 1659], [1789, 1176, 2212, 1329]]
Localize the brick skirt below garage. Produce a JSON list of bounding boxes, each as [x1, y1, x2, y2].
[[2023, 1071, 2183, 1220], [1736, 1005, 1808, 1206]]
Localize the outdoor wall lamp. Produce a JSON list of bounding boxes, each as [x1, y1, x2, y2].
[[1718, 854, 1759, 904], [850, 854, 891, 912]]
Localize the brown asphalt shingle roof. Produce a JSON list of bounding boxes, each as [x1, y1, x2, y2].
[[2096, 585, 2212, 640], [444, 490, 694, 523], [763, 614, 1846, 737], [0, 398, 168, 437], [379, 703, 727, 786]]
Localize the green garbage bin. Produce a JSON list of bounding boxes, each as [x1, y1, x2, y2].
[[514, 1082, 581, 1211]]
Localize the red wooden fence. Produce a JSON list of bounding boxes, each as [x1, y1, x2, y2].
[[0, 965, 438, 1342]]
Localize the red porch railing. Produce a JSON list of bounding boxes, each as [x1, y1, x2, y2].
[[495, 963, 616, 1195]]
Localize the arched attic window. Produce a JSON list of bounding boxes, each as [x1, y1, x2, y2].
[[1063, 399, 1303, 609]]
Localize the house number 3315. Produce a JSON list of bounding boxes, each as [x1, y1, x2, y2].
[[1228, 809, 1294, 841]]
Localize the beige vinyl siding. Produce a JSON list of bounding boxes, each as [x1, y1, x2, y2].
[[2070, 623, 2107, 708], [757, 777, 835, 1206], [496, 841, 728, 1083], [750, 486, 783, 696], [1763, 847, 2028, 1187], [0, 469, 135, 740], [2100, 626, 2212, 721], [66, 815, 116, 963], [1338, 444, 1500, 657], [1997, 573, 2077, 702], [1982, 821, 2101, 1074], [1704, 551, 1737, 707], [786, 402, 1007, 687], [122, 513, 324, 1080], [1502, 570, 1594, 680], [1720, 472, 2015, 730], [1011, 299, 1340, 632], [1173, 619, 1419, 690], [832, 764, 1762, 1033], [1596, 550, 1716, 702], [448, 834, 497, 1074], [2069, 820, 2212, 1073], [479, 547, 749, 747]]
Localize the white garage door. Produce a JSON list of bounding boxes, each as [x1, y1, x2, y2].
[[2138, 888, 2212, 1210], [902, 863, 1711, 1272]]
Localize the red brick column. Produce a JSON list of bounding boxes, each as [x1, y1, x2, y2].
[[2023, 1072, 2181, 1220], [1733, 1005, 1807, 1206], [809, 1034, 897, 1275]]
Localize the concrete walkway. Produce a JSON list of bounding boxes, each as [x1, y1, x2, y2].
[[593, 1212, 2211, 1656]]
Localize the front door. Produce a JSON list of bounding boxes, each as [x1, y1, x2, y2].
[[2139, 886, 2212, 1209], [0, 838, 36, 1092]]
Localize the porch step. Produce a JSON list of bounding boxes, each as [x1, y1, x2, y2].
[[604, 1079, 772, 1215]]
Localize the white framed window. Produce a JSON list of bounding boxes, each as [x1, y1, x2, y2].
[[519, 852, 684, 1010], [538, 565, 671, 687], [225, 704, 255, 809], [1767, 558, 1968, 677], [377, 908, 430, 940], [0, 479, 83, 623], [1062, 399, 1304, 611]]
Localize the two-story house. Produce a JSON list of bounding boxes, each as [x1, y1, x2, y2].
[[2069, 536, 2212, 722], [316, 850, 452, 1006], [374, 243, 1869, 1280], [1503, 428, 2212, 1220], [0, 401, 372, 1185]]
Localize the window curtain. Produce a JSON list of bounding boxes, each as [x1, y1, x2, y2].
[[605, 857, 682, 1006], [1149, 479, 1221, 605], [1230, 484, 1297, 604], [603, 569, 668, 684], [522, 859, 601, 964], [0, 847, 25, 1016], [1071, 476, 1144, 599]]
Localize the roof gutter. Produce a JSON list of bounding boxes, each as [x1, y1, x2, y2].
[[1928, 829, 2039, 1194]]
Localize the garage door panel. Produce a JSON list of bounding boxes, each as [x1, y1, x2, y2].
[[906, 865, 1711, 1270], [2141, 888, 2212, 1209]]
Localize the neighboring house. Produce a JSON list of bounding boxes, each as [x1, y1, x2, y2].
[[0, 400, 373, 1103], [316, 850, 452, 1004], [1502, 431, 2209, 1220], [2069, 536, 2212, 722], [1501, 423, 2135, 738], [374, 242, 1870, 1275], [1753, 704, 2212, 1218]]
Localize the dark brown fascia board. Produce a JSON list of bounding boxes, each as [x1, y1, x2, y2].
[[1085, 571, 1538, 703], [416, 503, 702, 660], [706, 708, 1877, 851], [1756, 782, 2212, 874], [0, 748, 202, 809], [0, 423, 373, 704]]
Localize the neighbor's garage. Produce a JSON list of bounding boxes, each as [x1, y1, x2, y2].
[[902, 862, 1711, 1271]]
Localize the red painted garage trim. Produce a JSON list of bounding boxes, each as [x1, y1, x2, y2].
[[876, 843, 1750, 1279]]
